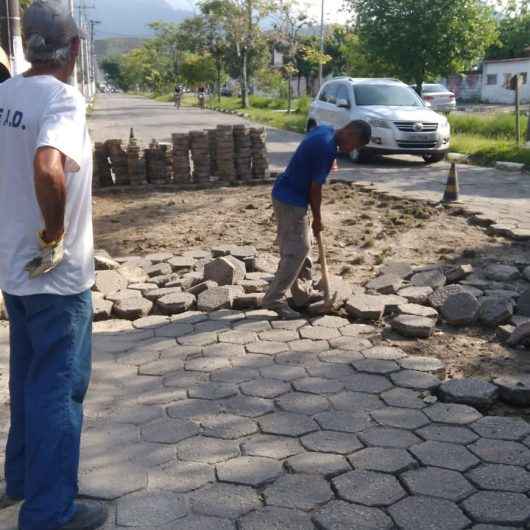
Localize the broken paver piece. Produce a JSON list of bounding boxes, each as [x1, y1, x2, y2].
[[493, 375, 530, 406], [478, 297, 513, 328], [429, 284, 466, 309], [441, 292, 480, 326], [366, 274, 403, 295], [204, 256, 246, 286], [345, 295, 385, 321], [398, 303, 439, 319], [411, 268, 446, 289], [398, 286, 434, 304], [484, 264, 521, 282], [391, 314, 436, 338], [438, 379, 499, 409], [157, 292, 196, 315], [507, 321, 530, 346], [94, 270, 128, 296], [197, 287, 234, 311], [113, 296, 153, 320]]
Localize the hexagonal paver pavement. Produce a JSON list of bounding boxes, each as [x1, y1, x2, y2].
[[347, 447, 418, 474], [371, 407, 430, 430], [176, 436, 240, 464], [141, 419, 200, 444], [264, 474, 333, 511], [197, 413, 258, 440], [358, 427, 422, 448], [401, 466, 476, 501], [190, 483, 262, 519], [462, 491, 530, 526], [259, 412, 318, 437], [389, 496, 471, 530], [410, 441, 480, 471], [239, 378, 291, 399], [332, 470, 406, 507], [147, 461, 214, 492], [216, 456, 283, 487], [286, 451, 351, 478], [313, 500, 394, 530], [470, 416, 530, 441], [416, 424, 479, 445], [423, 403, 482, 425], [239, 506, 314, 530], [315, 411, 375, 434], [469, 438, 530, 466], [241, 434, 303, 459], [79, 463, 147, 500], [276, 391, 331, 416], [301, 430, 364, 455], [466, 463, 530, 493]]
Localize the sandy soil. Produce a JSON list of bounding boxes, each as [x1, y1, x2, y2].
[[93, 181, 530, 401]]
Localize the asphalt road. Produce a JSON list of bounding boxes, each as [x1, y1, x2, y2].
[[89, 94, 530, 238]]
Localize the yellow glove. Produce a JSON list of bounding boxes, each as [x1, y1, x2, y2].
[[24, 231, 65, 279]]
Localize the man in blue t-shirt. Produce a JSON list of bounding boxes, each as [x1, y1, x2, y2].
[[262, 120, 372, 319]]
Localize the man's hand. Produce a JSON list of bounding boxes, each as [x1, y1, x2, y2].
[[312, 217, 324, 237], [24, 230, 65, 279]]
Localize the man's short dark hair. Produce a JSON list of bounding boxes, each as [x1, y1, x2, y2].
[[344, 120, 372, 146]]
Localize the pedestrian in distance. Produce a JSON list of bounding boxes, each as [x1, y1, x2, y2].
[[174, 83, 182, 108], [262, 121, 372, 319], [0, 1, 107, 529]]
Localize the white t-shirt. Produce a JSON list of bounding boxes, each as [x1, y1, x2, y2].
[[0, 74, 94, 296]]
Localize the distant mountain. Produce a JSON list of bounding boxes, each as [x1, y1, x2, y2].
[[82, 0, 193, 38], [95, 37, 145, 60]]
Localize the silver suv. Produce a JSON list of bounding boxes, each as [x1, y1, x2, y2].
[[307, 77, 451, 163]]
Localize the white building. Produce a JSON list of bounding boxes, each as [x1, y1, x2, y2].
[[481, 57, 530, 104]]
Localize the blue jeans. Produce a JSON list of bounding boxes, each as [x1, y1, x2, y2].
[[2, 290, 93, 530]]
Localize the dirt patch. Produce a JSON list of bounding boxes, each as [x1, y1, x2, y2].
[[93, 181, 530, 385]]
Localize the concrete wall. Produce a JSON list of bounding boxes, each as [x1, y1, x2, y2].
[[446, 73, 482, 102], [481, 58, 530, 104]]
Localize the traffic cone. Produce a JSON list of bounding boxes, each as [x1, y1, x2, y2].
[[442, 161, 460, 203]]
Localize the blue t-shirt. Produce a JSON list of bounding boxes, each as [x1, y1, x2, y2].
[[272, 125, 337, 208]]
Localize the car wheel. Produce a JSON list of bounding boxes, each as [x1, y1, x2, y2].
[[423, 153, 445, 164], [349, 149, 371, 164]]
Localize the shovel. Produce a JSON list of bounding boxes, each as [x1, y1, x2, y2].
[[308, 231, 336, 315]]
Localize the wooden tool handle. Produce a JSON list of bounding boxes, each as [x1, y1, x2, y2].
[[317, 232, 331, 303]]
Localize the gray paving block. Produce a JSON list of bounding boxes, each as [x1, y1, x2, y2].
[[216, 456, 283, 487], [293, 377, 344, 395], [246, 341, 289, 355], [380, 388, 427, 409], [299, 326, 341, 341], [264, 474, 333, 511], [312, 315, 350, 329], [312, 500, 393, 530], [197, 413, 258, 440], [188, 383, 239, 400], [166, 399, 223, 421], [163, 371, 210, 389], [329, 336, 373, 351], [202, 343, 245, 359], [79, 463, 147, 500], [398, 355, 445, 374], [138, 357, 184, 376], [176, 515, 236, 530], [362, 346, 407, 360], [467, 463, 530, 493], [178, 331, 219, 347], [371, 407, 430, 430], [469, 438, 530, 466], [276, 392, 331, 416], [391, 315, 436, 339], [190, 483, 261, 519], [260, 364, 307, 381], [352, 359, 400, 375], [318, 349, 364, 364], [342, 373, 394, 394], [240, 506, 314, 530], [259, 412, 319, 437], [389, 496, 471, 530], [219, 330, 258, 345], [471, 416, 530, 441], [438, 379, 499, 409], [416, 425, 479, 445], [286, 452, 351, 478], [116, 490, 187, 526], [306, 363, 356, 381], [424, 403, 482, 425], [185, 357, 231, 372], [141, 419, 200, 444], [332, 470, 406, 507], [301, 430, 363, 455], [462, 491, 530, 525], [391, 369, 441, 391], [314, 411, 375, 434], [259, 329, 300, 342], [211, 367, 260, 384], [401, 466, 475, 501], [147, 461, 215, 493], [220, 395, 274, 418], [241, 434, 303, 459], [240, 378, 291, 399], [288, 339, 330, 353], [340, 323, 377, 337], [358, 427, 422, 448], [329, 391, 385, 414], [348, 447, 418, 474], [176, 436, 240, 464], [411, 441, 480, 471]]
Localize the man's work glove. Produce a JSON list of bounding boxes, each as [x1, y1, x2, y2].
[[24, 230, 64, 279]]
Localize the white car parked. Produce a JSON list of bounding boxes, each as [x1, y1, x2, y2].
[[307, 77, 451, 163]]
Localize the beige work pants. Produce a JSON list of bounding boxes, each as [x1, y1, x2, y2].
[[262, 199, 314, 307]]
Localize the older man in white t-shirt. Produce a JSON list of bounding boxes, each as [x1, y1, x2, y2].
[[0, 2, 107, 529]]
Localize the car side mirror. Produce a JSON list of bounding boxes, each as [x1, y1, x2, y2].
[[336, 98, 350, 109]]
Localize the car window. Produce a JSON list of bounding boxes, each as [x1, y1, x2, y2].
[[319, 85, 329, 102], [336, 84, 351, 105], [324, 83, 339, 104], [354, 85, 423, 107], [422, 84, 448, 93]]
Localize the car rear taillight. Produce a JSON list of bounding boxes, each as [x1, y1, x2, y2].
[[449, 95, 456, 101], [423, 95, 433, 101]]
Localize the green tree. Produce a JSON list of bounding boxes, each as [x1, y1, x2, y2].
[[488, 13, 530, 59], [350, 0, 498, 92], [181, 52, 218, 87]]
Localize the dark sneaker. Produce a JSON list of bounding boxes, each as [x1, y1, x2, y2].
[[0, 494, 22, 510], [263, 302, 302, 320], [58, 502, 108, 530]]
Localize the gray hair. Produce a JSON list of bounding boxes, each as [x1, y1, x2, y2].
[[25, 33, 72, 66]]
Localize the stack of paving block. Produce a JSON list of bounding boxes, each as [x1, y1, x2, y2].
[[189, 131, 210, 183], [171, 133, 191, 183], [127, 130, 146, 186], [250, 127, 270, 180], [207, 129, 218, 178], [234, 124, 252, 181], [145, 139, 172, 185], [216, 125, 236, 182], [105, 139, 129, 185], [93, 142, 113, 188]]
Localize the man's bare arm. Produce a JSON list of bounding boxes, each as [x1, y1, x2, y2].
[[309, 181, 323, 236], [34, 147, 66, 243]]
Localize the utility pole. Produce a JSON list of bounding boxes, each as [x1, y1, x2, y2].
[[89, 19, 100, 96], [1, 0, 28, 74], [318, 0, 324, 92], [68, 0, 78, 89]]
